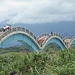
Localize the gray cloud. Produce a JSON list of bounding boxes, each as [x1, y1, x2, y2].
[[0, 0, 75, 24]]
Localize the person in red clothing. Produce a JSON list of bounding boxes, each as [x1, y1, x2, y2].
[[9, 25, 11, 30]]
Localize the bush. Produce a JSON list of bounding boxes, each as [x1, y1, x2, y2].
[[0, 47, 75, 75]]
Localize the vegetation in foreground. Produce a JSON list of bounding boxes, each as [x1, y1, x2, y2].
[[0, 45, 75, 75]]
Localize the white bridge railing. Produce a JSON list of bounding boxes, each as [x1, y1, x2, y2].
[[42, 33, 63, 46], [0, 27, 75, 49], [36, 33, 50, 41], [0, 27, 36, 41]]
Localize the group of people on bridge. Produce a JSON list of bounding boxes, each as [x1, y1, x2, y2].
[[2, 24, 11, 32]]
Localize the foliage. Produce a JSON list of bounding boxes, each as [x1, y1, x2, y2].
[[0, 45, 75, 75]]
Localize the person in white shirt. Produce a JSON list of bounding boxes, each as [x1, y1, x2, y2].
[[6, 25, 9, 31]]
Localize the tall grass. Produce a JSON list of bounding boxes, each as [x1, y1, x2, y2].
[[0, 47, 75, 75]]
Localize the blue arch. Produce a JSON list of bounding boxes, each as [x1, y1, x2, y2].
[[42, 37, 66, 51], [70, 40, 75, 47], [0, 33, 40, 52]]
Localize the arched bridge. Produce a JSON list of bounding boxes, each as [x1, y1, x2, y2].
[[0, 27, 75, 52]]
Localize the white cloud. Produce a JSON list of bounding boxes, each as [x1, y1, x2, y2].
[[0, 0, 75, 24]]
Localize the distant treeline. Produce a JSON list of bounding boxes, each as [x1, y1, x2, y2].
[[0, 46, 30, 54]]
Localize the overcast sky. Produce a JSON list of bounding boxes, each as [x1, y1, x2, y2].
[[0, 0, 75, 24]]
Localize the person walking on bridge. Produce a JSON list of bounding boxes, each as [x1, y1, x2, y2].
[[3, 26, 6, 32], [51, 32, 53, 35], [6, 24, 9, 31], [9, 25, 11, 31]]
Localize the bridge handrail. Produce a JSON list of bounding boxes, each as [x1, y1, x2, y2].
[[0, 27, 73, 49], [36, 33, 50, 41], [0, 27, 37, 41], [42, 33, 63, 46], [63, 36, 71, 41]]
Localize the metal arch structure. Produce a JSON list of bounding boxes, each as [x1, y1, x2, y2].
[[0, 27, 40, 52], [0, 27, 75, 52]]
